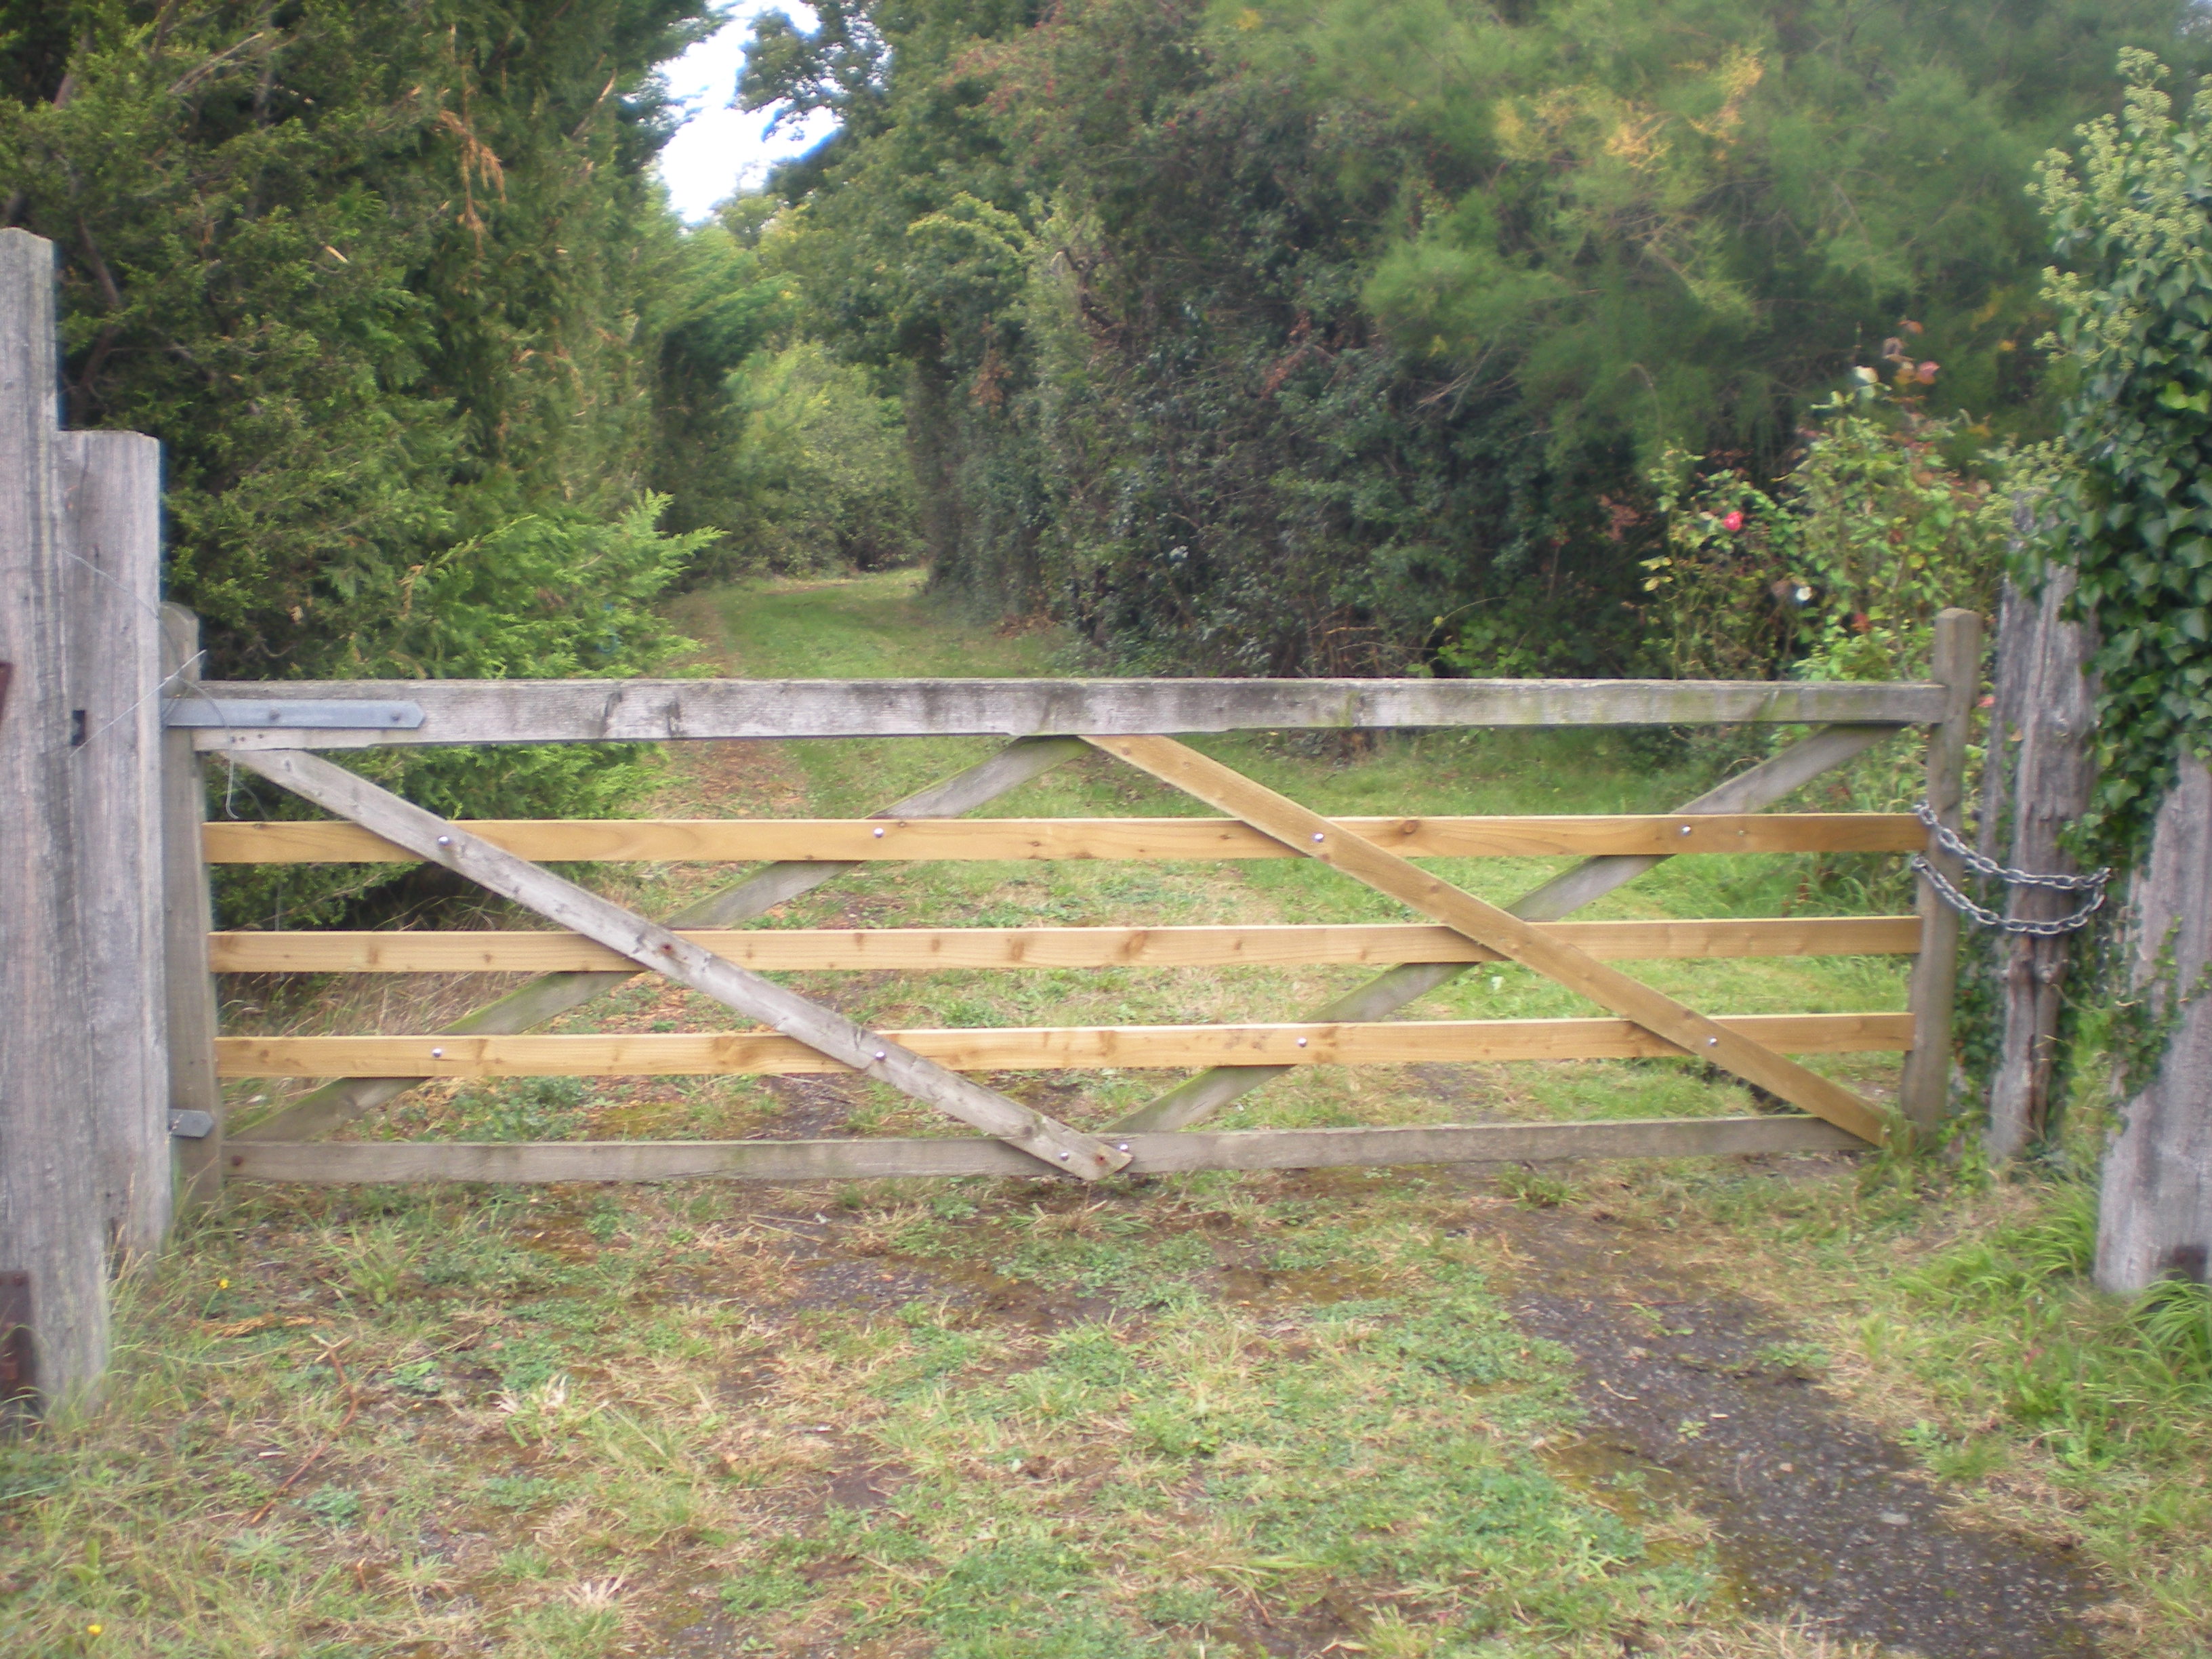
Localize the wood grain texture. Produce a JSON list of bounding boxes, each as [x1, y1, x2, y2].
[[227, 1114, 1864, 1184], [1109, 722, 1910, 1134], [200, 811, 1923, 865], [62, 430, 170, 1256], [227, 747, 1128, 1180], [1900, 609, 1984, 1138], [162, 609, 227, 1209], [2095, 752, 2212, 1292], [1090, 733, 1891, 1145], [211, 916, 1921, 974], [217, 1012, 1912, 1076], [232, 737, 1086, 1145], [0, 228, 109, 1409], [1982, 577, 2095, 1162], [180, 675, 1946, 750]]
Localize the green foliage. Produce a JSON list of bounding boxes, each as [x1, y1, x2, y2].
[[1642, 383, 2039, 685], [684, 340, 922, 581], [0, 0, 749, 917], [651, 223, 803, 545], [1899, 1183, 2212, 1459], [1638, 380, 2045, 909], [2032, 49, 2212, 857], [1309, 0, 2180, 457], [2, 0, 718, 671], [744, 0, 2198, 674]]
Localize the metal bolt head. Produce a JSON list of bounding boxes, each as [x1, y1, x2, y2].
[[436, 834, 452, 847], [873, 1050, 886, 1061], [1311, 832, 1326, 843], [873, 826, 885, 838], [1296, 1036, 1309, 1048], [1058, 1151, 1070, 1161], [1680, 825, 1693, 837], [1706, 1036, 1719, 1046], [430, 1047, 445, 1059], [1117, 1143, 1130, 1153]]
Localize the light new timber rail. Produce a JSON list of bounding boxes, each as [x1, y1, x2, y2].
[[201, 813, 1923, 864], [209, 916, 1921, 975]]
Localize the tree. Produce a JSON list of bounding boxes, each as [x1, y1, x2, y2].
[[743, 0, 2206, 676], [1, 0, 726, 918]]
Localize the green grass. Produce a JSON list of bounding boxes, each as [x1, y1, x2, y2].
[[7, 571, 2207, 1658]]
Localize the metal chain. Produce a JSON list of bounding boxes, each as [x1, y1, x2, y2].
[[1910, 855, 2108, 936], [1908, 802, 2112, 937], [1911, 801, 2111, 891]]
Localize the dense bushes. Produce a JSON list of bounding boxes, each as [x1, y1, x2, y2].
[[743, 0, 2205, 678], [2032, 49, 2212, 859], [0, 1, 918, 918]]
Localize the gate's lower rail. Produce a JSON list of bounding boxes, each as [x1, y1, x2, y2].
[[228, 1115, 1863, 1185]]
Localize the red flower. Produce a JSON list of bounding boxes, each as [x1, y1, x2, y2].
[[1721, 510, 1745, 533]]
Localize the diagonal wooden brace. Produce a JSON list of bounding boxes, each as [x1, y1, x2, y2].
[[1087, 735, 1889, 1147], [1110, 723, 1901, 1133], [236, 737, 1086, 1143], [230, 748, 1130, 1181]]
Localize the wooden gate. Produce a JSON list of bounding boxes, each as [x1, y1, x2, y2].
[[0, 223, 1984, 1410], [167, 624, 1980, 1191]]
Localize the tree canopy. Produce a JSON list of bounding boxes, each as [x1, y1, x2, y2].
[[741, 0, 2207, 674]]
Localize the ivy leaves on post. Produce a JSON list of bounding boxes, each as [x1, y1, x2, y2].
[[2032, 49, 2212, 862]]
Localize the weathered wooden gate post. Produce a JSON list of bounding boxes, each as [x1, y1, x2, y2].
[[62, 393, 168, 1258], [1978, 570, 2098, 1161], [0, 229, 170, 1413], [1, 230, 110, 1411], [2097, 754, 2212, 1292]]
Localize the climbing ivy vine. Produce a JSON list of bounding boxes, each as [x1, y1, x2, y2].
[[2033, 49, 2212, 861]]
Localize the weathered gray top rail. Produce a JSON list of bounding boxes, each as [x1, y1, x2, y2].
[[171, 677, 1944, 749]]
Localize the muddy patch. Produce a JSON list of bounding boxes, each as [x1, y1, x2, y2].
[[753, 1074, 870, 1139], [1486, 1204, 2108, 1658]]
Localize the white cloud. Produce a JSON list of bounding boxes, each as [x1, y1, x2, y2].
[[656, 1, 840, 223]]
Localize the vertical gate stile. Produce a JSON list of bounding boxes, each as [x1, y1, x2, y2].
[[161, 607, 226, 1210], [63, 429, 171, 1258], [1900, 608, 1985, 1141]]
